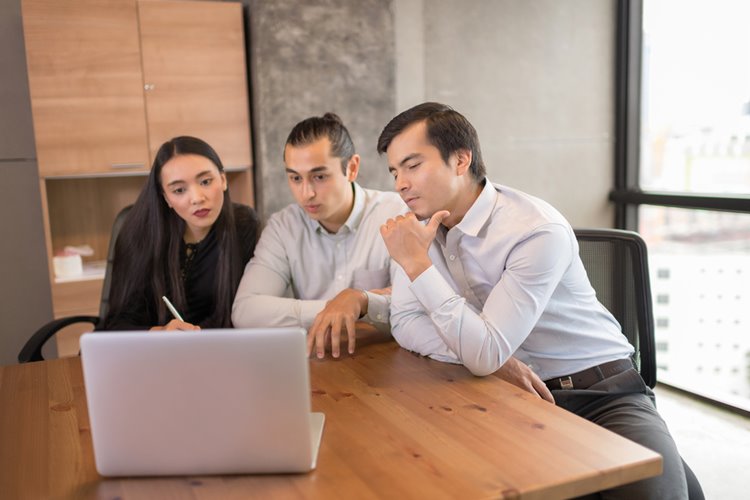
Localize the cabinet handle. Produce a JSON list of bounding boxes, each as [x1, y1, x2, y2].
[[144, 83, 155, 91], [110, 162, 145, 170]]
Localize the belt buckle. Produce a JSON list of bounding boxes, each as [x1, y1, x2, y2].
[[560, 376, 574, 390]]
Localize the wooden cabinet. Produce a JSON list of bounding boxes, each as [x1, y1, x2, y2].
[[23, 0, 252, 176], [22, 0, 150, 176], [21, 0, 254, 330], [139, 0, 252, 168]]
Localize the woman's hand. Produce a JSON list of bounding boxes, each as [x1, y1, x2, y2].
[[150, 319, 201, 331]]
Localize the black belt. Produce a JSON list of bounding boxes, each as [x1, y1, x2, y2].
[[544, 358, 635, 391]]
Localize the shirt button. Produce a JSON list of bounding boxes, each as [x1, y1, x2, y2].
[[336, 243, 341, 248], [449, 254, 456, 261], [337, 275, 343, 280], [377, 314, 383, 320]]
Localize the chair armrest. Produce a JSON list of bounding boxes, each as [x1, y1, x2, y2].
[[19, 315, 100, 363]]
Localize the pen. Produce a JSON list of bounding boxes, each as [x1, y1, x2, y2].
[[161, 295, 184, 322]]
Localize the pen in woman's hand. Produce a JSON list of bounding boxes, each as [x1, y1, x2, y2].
[[161, 295, 184, 322]]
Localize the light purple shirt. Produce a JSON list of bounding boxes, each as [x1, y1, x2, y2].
[[390, 180, 634, 380]]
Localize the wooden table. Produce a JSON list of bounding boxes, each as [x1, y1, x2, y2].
[[0, 340, 661, 499]]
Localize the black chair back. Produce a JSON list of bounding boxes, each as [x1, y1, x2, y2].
[[98, 205, 132, 320], [18, 205, 132, 362], [574, 228, 657, 388]]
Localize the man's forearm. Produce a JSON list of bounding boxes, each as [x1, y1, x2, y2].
[[232, 294, 327, 328]]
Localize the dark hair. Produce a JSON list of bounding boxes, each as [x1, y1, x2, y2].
[[377, 102, 486, 182], [284, 112, 355, 173], [104, 136, 242, 328]]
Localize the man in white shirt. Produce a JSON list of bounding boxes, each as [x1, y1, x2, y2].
[[232, 113, 406, 358], [377, 102, 702, 500]]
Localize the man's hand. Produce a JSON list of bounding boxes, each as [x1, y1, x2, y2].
[[380, 211, 450, 281], [493, 357, 554, 403], [150, 319, 201, 331], [307, 288, 368, 359]]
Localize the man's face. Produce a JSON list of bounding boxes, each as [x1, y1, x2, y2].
[[386, 121, 462, 220], [284, 137, 358, 233]]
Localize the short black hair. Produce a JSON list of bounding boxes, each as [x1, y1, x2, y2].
[[284, 112, 355, 174], [377, 102, 486, 182]]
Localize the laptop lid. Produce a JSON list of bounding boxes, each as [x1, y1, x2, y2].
[[80, 328, 324, 477]]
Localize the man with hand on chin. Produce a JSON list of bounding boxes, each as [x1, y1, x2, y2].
[[232, 113, 406, 358], [378, 102, 702, 499]]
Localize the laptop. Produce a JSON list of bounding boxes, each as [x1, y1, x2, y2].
[[79, 328, 325, 477]]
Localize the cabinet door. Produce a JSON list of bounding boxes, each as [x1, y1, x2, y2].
[[22, 0, 150, 176], [138, 0, 252, 169]]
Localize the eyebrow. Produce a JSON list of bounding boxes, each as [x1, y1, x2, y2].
[[166, 170, 214, 187], [285, 166, 330, 175]]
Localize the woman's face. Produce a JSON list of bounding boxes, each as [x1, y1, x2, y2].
[[160, 154, 227, 243]]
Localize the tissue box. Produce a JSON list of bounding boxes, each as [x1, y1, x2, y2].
[[53, 254, 83, 278]]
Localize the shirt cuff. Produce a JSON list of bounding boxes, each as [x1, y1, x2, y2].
[[298, 299, 328, 329], [408, 265, 456, 312], [363, 291, 389, 324]]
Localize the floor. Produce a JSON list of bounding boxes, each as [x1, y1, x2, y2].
[[654, 384, 750, 499]]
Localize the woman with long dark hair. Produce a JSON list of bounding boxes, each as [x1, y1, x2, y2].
[[101, 136, 259, 331]]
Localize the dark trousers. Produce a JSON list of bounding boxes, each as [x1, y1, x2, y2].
[[551, 368, 704, 500]]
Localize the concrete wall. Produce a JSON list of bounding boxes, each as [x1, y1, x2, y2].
[[246, 0, 396, 220], [249, 0, 616, 227], [395, 0, 616, 227]]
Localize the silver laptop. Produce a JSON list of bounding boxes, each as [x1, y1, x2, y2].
[[80, 328, 324, 477]]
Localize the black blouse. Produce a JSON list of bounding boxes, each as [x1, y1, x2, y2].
[[101, 203, 259, 330]]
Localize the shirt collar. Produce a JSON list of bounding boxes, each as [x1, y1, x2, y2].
[[344, 182, 366, 231], [453, 178, 497, 238]]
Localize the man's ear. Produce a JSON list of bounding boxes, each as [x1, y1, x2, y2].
[[346, 154, 361, 182], [454, 149, 473, 177]]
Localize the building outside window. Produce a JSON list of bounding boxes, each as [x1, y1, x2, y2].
[[618, 0, 750, 411]]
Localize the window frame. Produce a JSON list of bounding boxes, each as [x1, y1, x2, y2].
[[613, 0, 750, 231]]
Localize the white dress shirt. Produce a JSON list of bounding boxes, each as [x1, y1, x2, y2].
[[232, 183, 407, 331], [390, 180, 634, 380]]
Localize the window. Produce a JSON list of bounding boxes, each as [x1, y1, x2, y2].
[[615, 0, 750, 412], [640, 1, 750, 196]]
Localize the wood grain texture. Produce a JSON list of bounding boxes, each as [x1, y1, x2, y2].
[[0, 339, 662, 499], [22, 0, 150, 175], [227, 168, 255, 207], [46, 176, 146, 262], [51, 279, 102, 318], [138, 0, 253, 170]]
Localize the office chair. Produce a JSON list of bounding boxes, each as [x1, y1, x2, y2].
[[574, 228, 657, 388], [18, 205, 132, 363]]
